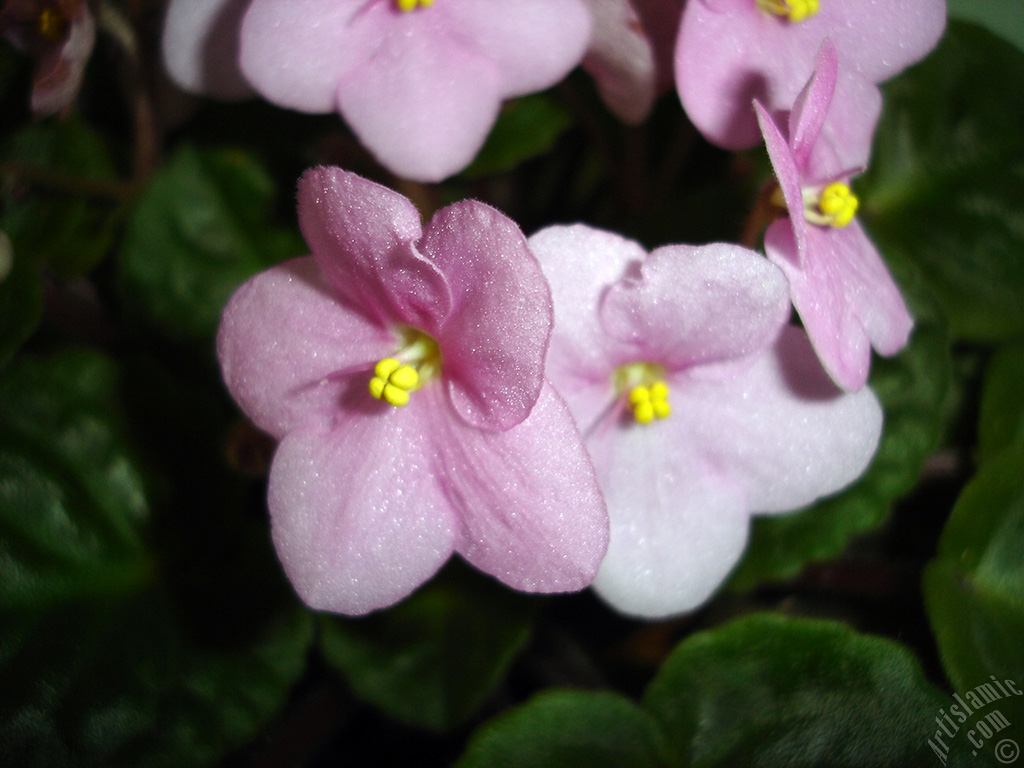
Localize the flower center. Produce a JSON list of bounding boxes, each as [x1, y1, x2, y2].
[[755, 0, 819, 23], [368, 328, 441, 408], [803, 181, 858, 228], [37, 5, 68, 42], [395, 0, 434, 11], [614, 363, 671, 425]]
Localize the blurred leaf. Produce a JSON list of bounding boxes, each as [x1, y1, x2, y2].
[[0, 350, 152, 610], [728, 264, 950, 590], [0, 118, 122, 278], [0, 349, 314, 767], [0, 232, 43, 367], [462, 94, 573, 179], [977, 345, 1024, 463], [119, 145, 303, 343], [455, 689, 668, 768], [859, 22, 1024, 342], [321, 564, 536, 731], [644, 613, 977, 767], [947, 0, 1024, 53], [924, 449, 1024, 728]]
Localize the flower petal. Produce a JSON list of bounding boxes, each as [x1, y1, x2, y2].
[[678, 325, 883, 513], [239, 0, 371, 113], [435, 383, 609, 594], [419, 201, 550, 431], [335, 17, 503, 182], [162, 0, 253, 100], [788, 39, 837, 170], [217, 256, 393, 439], [599, 242, 790, 371], [297, 167, 452, 331], [446, 0, 592, 97], [268, 402, 457, 616], [586, 417, 750, 618], [765, 220, 872, 391], [581, 0, 657, 124], [756, 100, 808, 264]]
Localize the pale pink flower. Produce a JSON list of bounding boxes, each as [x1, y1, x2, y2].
[[533, 224, 882, 618], [217, 168, 608, 615], [756, 41, 913, 392]]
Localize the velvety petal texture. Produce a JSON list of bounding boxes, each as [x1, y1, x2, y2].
[[231, 0, 591, 181], [675, 0, 944, 163], [217, 167, 608, 615], [756, 45, 913, 392], [532, 224, 882, 618]]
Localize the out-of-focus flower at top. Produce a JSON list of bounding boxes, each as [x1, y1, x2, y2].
[[161, 0, 253, 101], [163, 0, 592, 182], [533, 224, 882, 618], [582, 0, 681, 124], [217, 167, 608, 616], [0, 0, 95, 116], [756, 40, 913, 392], [675, 0, 945, 165]]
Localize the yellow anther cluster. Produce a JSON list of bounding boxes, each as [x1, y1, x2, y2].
[[628, 381, 671, 424], [397, 0, 434, 11], [37, 7, 67, 42], [369, 358, 419, 407], [817, 182, 858, 228], [756, 0, 819, 22]]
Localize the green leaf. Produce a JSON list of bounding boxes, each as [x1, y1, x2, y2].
[[977, 345, 1024, 463], [644, 613, 977, 767], [728, 265, 950, 590], [461, 94, 573, 179], [947, 0, 1024, 54], [0, 118, 122, 279], [858, 22, 1024, 342], [119, 145, 303, 343], [0, 350, 314, 767], [924, 450, 1024, 729], [455, 689, 669, 768], [0, 350, 152, 610], [321, 564, 536, 731]]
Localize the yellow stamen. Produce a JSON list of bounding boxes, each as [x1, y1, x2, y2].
[[626, 380, 671, 425], [367, 328, 440, 408], [369, 358, 419, 407], [756, 0, 819, 23], [396, 0, 434, 11], [803, 181, 858, 228], [37, 6, 67, 42]]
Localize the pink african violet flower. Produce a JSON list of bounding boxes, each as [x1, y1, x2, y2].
[[582, 0, 681, 124], [161, 0, 252, 100], [532, 224, 882, 618], [217, 167, 608, 615], [675, 0, 945, 166], [0, 0, 95, 117], [756, 40, 913, 392], [163, 0, 592, 182]]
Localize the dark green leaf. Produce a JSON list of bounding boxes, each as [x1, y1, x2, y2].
[[947, 0, 1024, 53], [462, 94, 573, 179], [644, 613, 977, 767], [0, 118, 122, 279], [728, 264, 950, 590], [321, 564, 536, 731], [977, 345, 1024, 463], [859, 22, 1024, 341], [455, 689, 669, 768], [119, 145, 303, 342], [924, 450, 1024, 729], [0, 350, 152, 610]]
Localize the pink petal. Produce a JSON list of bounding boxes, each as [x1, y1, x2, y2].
[[599, 242, 790, 371], [268, 401, 457, 616], [446, 0, 592, 97], [788, 39, 837, 170], [586, 416, 750, 618], [217, 256, 393, 439], [238, 0, 372, 113], [765, 220, 872, 391], [162, 0, 253, 100], [419, 201, 550, 432], [679, 325, 883, 513], [435, 383, 609, 593], [336, 16, 503, 182], [582, 0, 657, 124], [297, 167, 452, 332], [755, 100, 808, 263]]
